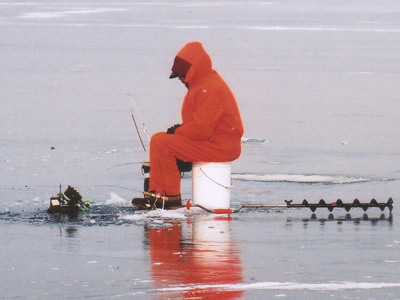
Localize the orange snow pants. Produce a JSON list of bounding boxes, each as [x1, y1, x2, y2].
[[149, 132, 241, 196]]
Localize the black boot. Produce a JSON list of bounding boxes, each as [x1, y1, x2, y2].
[[153, 193, 182, 210]]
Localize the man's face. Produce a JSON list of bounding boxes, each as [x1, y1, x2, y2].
[[170, 71, 188, 88]]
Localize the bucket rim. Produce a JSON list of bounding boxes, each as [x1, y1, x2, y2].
[[193, 162, 232, 167]]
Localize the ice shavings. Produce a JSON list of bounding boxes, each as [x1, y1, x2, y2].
[[232, 173, 370, 184], [105, 192, 129, 206], [119, 208, 187, 221], [31, 196, 40, 202]]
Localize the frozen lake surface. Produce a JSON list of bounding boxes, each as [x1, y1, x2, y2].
[[1, 0, 400, 299]]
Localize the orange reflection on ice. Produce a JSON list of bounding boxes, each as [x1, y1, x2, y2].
[[147, 216, 243, 299]]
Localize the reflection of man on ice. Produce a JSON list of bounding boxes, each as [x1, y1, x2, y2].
[[132, 41, 244, 210], [147, 218, 243, 299]]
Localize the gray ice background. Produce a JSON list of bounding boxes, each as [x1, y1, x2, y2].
[[1, 0, 400, 299]]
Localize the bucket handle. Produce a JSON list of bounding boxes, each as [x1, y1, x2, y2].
[[199, 167, 232, 189]]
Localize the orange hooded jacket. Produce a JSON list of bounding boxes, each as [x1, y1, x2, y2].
[[149, 42, 244, 195], [173, 42, 244, 158]]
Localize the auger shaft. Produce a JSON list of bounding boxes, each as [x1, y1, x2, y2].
[[187, 198, 394, 214]]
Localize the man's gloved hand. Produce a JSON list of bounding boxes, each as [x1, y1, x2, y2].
[[166, 124, 181, 134]]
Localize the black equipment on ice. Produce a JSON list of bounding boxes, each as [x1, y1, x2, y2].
[[48, 185, 90, 214]]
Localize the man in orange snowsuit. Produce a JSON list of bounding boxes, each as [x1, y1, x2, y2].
[[132, 41, 244, 209]]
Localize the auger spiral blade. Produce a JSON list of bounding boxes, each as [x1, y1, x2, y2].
[[285, 198, 393, 213]]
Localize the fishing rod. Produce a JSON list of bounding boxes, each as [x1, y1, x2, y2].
[[106, 94, 150, 171], [131, 111, 147, 152], [127, 93, 150, 153]]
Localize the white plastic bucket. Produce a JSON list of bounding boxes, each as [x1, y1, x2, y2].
[[192, 162, 232, 209]]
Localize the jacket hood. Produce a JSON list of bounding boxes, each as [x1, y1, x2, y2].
[[171, 41, 213, 85]]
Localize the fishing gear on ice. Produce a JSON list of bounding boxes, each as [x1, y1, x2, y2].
[[48, 185, 90, 214]]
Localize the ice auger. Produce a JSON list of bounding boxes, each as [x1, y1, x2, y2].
[[284, 198, 393, 213], [186, 198, 393, 214]]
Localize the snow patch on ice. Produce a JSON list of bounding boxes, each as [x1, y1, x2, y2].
[[177, 2, 273, 8], [156, 281, 400, 292], [238, 25, 400, 34], [87, 260, 98, 264], [232, 173, 370, 184], [119, 214, 145, 221], [241, 137, 268, 144], [19, 8, 127, 19]]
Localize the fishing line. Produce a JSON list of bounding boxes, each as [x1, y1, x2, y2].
[[106, 161, 148, 171], [93, 184, 141, 192]]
